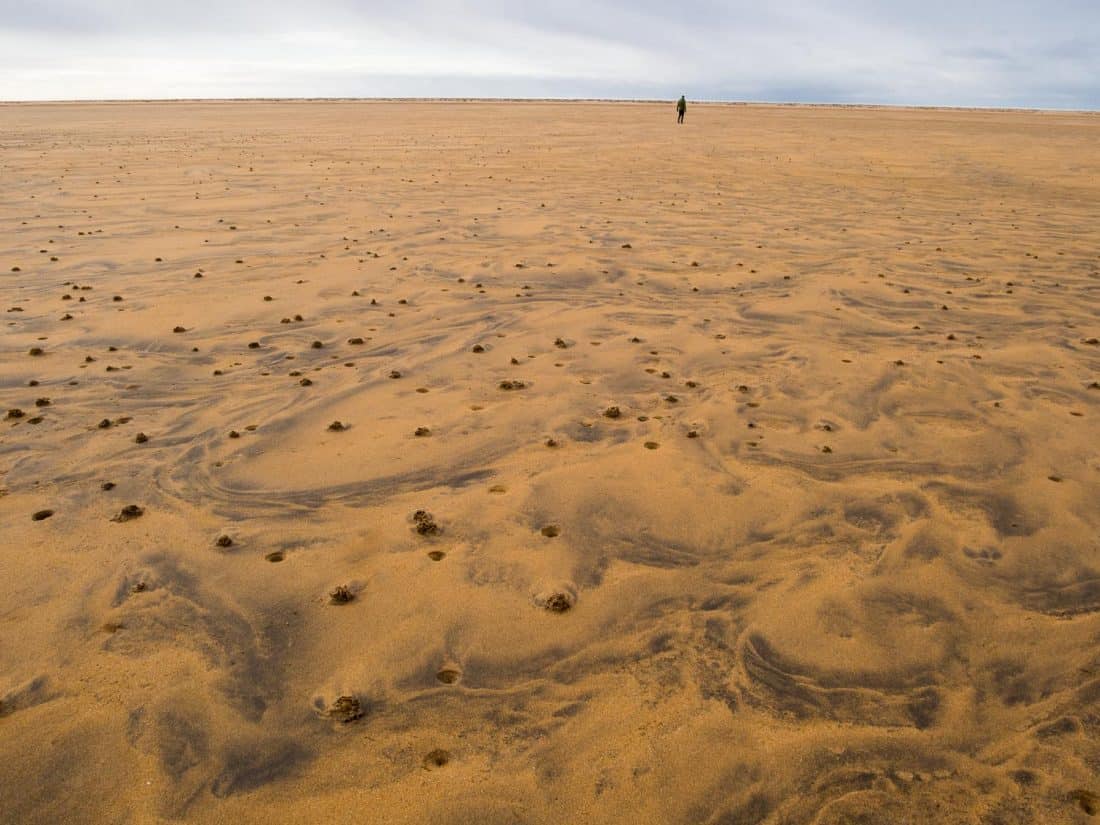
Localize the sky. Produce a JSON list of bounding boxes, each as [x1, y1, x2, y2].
[[1, 0, 1098, 108]]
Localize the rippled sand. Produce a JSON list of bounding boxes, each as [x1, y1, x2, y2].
[[1, 100, 1099, 824]]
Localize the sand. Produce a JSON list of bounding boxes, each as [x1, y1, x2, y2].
[[1, 100, 1099, 824]]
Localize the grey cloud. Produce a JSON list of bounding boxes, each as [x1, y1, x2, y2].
[[0, 0, 1096, 107]]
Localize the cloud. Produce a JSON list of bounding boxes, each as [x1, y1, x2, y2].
[[0, 0, 1096, 107]]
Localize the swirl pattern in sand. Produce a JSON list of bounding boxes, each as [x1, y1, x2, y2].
[[1, 101, 1099, 824]]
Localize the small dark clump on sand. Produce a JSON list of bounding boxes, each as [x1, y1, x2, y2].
[[215, 535, 234, 548], [1071, 790, 1098, 816], [112, 505, 144, 522], [327, 695, 364, 722], [422, 749, 451, 769], [32, 509, 54, 521], [540, 592, 575, 612], [413, 510, 440, 535], [329, 585, 355, 604], [328, 421, 347, 432]]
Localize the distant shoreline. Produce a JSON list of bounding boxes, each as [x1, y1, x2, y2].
[[0, 97, 1096, 115]]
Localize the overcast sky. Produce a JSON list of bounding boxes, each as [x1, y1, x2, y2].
[[1, 0, 1097, 108]]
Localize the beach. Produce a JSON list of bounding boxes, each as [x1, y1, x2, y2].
[[1, 100, 1098, 823]]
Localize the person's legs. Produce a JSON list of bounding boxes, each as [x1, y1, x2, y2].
[[678, 111, 684, 124]]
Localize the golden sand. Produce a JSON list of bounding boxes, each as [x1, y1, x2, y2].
[[1, 101, 1099, 823]]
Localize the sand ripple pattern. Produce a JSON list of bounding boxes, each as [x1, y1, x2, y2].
[[1, 102, 1099, 824]]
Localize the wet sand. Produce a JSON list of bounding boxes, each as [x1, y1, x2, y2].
[[1, 100, 1099, 824]]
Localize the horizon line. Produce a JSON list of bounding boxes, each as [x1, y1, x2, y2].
[[1, 96, 1097, 115]]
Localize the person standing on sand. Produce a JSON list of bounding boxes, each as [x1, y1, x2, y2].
[[676, 95, 687, 124]]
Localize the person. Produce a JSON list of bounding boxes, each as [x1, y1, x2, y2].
[[676, 95, 687, 124]]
